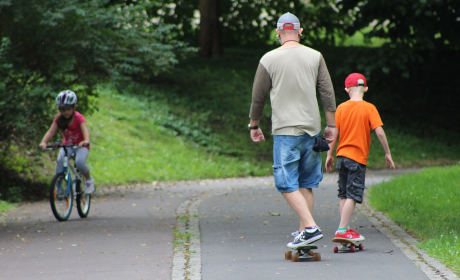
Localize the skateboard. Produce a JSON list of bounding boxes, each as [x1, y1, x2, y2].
[[285, 244, 321, 262], [332, 237, 364, 253]]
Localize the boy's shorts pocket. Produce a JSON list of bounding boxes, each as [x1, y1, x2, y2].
[[350, 181, 365, 203], [273, 165, 287, 189]]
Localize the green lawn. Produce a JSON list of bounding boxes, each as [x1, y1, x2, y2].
[[368, 165, 460, 276], [84, 86, 271, 186]]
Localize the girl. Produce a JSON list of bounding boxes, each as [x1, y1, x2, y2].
[[39, 90, 95, 194]]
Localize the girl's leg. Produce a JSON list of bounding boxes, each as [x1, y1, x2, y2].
[[75, 148, 90, 179], [55, 148, 66, 174]]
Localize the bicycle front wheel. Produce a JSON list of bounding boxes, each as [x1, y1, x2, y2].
[[50, 173, 73, 221], [76, 179, 91, 218]]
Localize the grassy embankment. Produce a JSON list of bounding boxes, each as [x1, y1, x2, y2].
[[369, 166, 460, 276]]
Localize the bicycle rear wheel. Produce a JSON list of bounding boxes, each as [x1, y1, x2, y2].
[[50, 173, 73, 221], [76, 179, 91, 218]]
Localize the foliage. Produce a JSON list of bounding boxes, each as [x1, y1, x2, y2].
[[0, 0, 194, 145], [151, 0, 345, 47], [368, 166, 460, 275], [338, 0, 460, 52]]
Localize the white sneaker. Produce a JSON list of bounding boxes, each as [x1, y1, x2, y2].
[[85, 178, 95, 194]]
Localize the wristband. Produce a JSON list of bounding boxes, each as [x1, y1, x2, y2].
[[327, 125, 336, 128]]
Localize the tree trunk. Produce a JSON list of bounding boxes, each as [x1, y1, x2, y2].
[[198, 0, 223, 57]]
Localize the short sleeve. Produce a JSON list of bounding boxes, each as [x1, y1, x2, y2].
[[369, 105, 383, 130], [335, 105, 342, 130]]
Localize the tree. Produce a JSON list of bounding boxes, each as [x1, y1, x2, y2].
[[152, 0, 344, 56], [0, 0, 194, 145], [198, 0, 223, 57]]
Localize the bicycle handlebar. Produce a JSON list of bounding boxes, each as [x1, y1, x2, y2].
[[45, 142, 90, 150]]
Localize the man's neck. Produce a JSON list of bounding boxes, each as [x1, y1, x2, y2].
[[280, 37, 300, 48]]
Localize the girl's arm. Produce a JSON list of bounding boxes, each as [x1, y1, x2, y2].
[[374, 126, 395, 169], [78, 122, 90, 148], [39, 122, 59, 150]]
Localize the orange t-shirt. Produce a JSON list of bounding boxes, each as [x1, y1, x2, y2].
[[335, 100, 383, 165]]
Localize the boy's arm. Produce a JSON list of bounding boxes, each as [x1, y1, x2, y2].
[[374, 126, 395, 169], [325, 128, 338, 172], [39, 122, 59, 150]]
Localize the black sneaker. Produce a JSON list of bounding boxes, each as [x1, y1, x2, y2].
[[286, 227, 323, 249]]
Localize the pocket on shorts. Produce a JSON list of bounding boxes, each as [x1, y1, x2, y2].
[[351, 181, 365, 203], [273, 165, 287, 189]]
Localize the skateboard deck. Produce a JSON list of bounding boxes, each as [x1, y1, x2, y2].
[[332, 237, 365, 253], [285, 244, 321, 262]]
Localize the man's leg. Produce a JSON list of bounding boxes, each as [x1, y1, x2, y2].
[[296, 188, 314, 230], [282, 190, 316, 228]]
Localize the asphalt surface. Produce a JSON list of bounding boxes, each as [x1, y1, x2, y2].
[[0, 170, 457, 280]]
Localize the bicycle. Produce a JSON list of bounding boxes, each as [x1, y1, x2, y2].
[[46, 142, 91, 221]]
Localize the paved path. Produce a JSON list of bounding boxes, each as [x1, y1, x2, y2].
[[0, 170, 457, 280]]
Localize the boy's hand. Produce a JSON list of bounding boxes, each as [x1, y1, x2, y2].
[[38, 142, 47, 151], [386, 154, 395, 169], [325, 155, 335, 172]]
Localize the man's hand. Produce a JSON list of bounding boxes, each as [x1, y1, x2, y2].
[[324, 127, 337, 144], [250, 128, 265, 142]]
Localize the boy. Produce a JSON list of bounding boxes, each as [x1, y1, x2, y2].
[[325, 73, 395, 239]]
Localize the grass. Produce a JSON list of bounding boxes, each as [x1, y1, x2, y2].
[[368, 165, 460, 276], [84, 85, 271, 186]]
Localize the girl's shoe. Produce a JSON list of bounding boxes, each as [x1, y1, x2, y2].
[[85, 178, 95, 194]]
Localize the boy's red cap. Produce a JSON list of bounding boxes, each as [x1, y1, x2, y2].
[[345, 73, 367, 88]]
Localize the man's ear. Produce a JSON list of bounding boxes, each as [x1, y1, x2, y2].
[[298, 28, 304, 37], [276, 29, 281, 37]]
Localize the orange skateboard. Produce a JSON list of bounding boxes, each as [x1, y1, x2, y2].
[[285, 244, 321, 262], [332, 237, 364, 253]]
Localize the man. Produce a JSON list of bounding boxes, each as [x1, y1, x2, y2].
[[248, 12, 337, 248]]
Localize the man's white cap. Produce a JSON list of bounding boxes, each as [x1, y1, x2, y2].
[[277, 13, 300, 30]]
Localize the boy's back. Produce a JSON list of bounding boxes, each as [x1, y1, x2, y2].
[[336, 100, 383, 165]]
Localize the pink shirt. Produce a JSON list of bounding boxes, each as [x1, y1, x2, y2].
[[54, 111, 89, 149]]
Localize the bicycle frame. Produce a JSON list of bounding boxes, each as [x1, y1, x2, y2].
[[52, 144, 86, 197]]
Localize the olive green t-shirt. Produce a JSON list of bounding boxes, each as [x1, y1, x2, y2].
[[249, 45, 336, 136]]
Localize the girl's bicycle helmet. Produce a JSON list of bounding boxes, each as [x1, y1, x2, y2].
[[56, 90, 77, 107]]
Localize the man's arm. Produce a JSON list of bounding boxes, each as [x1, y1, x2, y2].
[[249, 63, 271, 120], [249, 63, 271, 143]]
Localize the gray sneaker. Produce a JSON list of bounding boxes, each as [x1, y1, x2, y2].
[[286, 227, 323, 249], [85, 178, 95, 194]]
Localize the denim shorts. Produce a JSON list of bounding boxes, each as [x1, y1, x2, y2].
[[272, 133, 323, 193], [336, 156, 366, 204]]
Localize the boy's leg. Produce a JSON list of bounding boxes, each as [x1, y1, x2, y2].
[[338, 198, 357, 228]]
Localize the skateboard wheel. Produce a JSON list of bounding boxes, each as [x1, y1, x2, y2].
[[292, 253, 300, 262], [285, 251, 292, 260], [350, 245, 356, 252], [333, 246, 338, 253], [307, 251, 315, 256], [313, 253, 321, 261], [359, 243, 364, 250]]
